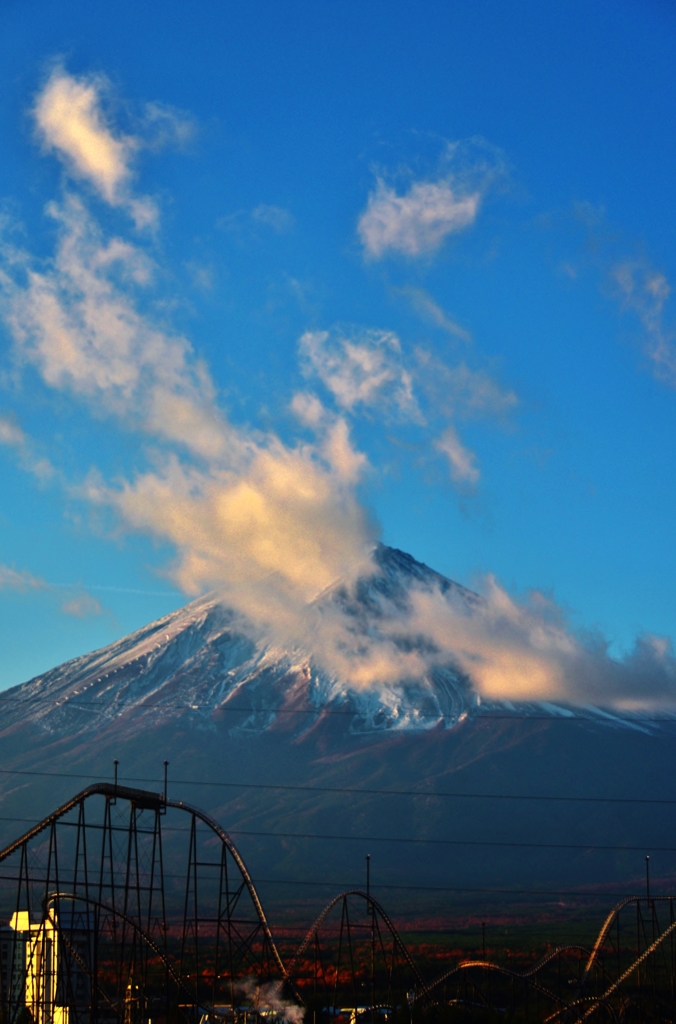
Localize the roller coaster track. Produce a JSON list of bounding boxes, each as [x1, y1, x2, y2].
[[42, 892, 195, 1018], [427, 944, 591, 993], [0, 782, 288, 982], [4, 783, 676, 1022], [1, 786, 428, 1003], [542, 898, 676, 1022], [43, 891, 187, 993], [287, 888, 428, 995], [421, 946, 592, 1013], [582, 894, 676, 984]]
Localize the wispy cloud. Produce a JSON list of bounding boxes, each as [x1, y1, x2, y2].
[[611, 259, 676, 386], [400, 580, 676, 709], [141, 101, 195, 151], [359, 178, 479, 259], [33, 68, 192, 228], [2, 75, 376, 625], [299, 327, 421, 419], [434, 425, 479, 486], [0, 565, 46, 591], [560, 203, 676, 392], [251, 204, 295, 232], [4, 196, 230, 461], [357, 138, 505, 260], [398, 286, 472, 342], [0, 414, 54, 480], [2, 196, 375, 611], [217, 204, 295, 238], [0, 564, 102, 618], [298, 324, 516, 490], [59, 592, 103, 617], [414, 348, 517, 420]]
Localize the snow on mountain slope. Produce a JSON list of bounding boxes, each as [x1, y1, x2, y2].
[[0, 545, 657, 738]]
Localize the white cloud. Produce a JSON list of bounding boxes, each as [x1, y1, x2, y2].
[[235, 562, 676, 709], [251, 204, 295, 232], [434, 425, 479, 486], [300, 569, 676, 709], [0, 565, 46, 591], [141, 101, 196, 151], [4, 196, 230, 461], [290, 391, 326, 428], [299, 327, 421, 419], [358, 178, 480, 259], [84, 445, 374, 620], [0, 414, 54, 481], [612, 259, 676, 387], [35, 68, 132, 203], [398, 286, 472, 342], [33, 67, 162, 227], [0, 565, 102, 618], [299, 325, 517, 497], [414, 348, 518, 419], [1, 193, 376, 629], [60, 592, 103, 617], [397, 580, 676, 708]]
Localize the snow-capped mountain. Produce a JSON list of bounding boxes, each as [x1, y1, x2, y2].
[[2, 545, 676, 905], [0, 545, 482, 738], [0, 544, 659, 741]]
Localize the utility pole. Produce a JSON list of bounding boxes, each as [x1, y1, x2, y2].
[[646, 855, 651, 901], [367, 855, 374, 1024]]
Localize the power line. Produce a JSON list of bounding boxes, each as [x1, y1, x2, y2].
[[222, 830, 676, 854], [0, 692, 674, 725], [0, 868, 657, 900], [0, 766, 671, 806], [0, 812, 671, 853], [254, 879, 671, 899]]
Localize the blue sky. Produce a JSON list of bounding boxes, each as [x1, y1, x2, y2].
[[1, 0, 676, 697]]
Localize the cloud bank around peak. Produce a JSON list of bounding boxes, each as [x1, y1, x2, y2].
[[298, 567, 676, 712], [400, 578, 676, 710]]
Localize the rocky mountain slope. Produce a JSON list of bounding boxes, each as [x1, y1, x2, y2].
[[1, 545, 675, 919], [0, 545, 648, 740]]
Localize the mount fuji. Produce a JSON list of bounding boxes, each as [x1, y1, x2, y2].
[[1, 545, 675, 917], [0, 545, 646, 741], [0, 545, 481, 740]]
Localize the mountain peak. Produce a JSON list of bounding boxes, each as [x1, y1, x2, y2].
[[0, 546, 659, 742], [1, 546, 482, 739]]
